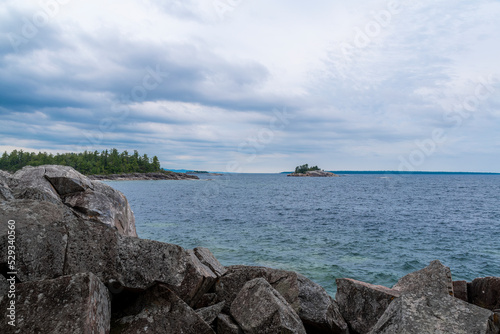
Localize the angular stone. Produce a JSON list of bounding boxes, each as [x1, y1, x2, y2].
[[369, 293, 500, 334], [230, 278, 306, 334], [217, 313, 243, 334], [4, 165, 137, 237], [469, 277, 500, 311], [0, 170, 13, 201], [117, 236, 217, 306], [336, 278, 400, 334], [453, 280, 469, 302], [64, 180, 137, 237], [216, 265, 347, 333], [1, 218, 218, 306], [297, 273, 348, 334], [0, 199, 77, 237], [196, 301, 225, 325], [10, 166, 61, 204], [193, 247, 228, 277], [44, 165, 93, 196], [216, 265, 300, 313], [0, 272, 111, 334], [0, 219, 68, 282], [113, 284, 215, 334], [392, 260, 454, 296]]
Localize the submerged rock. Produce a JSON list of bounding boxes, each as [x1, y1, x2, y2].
[[0, 272, 111, 334], [230, 278, 306, 334]]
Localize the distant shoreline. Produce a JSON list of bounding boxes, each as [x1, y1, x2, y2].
[[281, 171, 500, 175], [89, 172, 199, 181]]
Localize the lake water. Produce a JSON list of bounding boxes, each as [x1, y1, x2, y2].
[[105, 173, 500, 296]]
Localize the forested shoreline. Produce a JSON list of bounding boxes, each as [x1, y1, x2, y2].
[[0, 149, 162, 175]]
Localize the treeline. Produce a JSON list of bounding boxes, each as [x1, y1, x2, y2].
[[0, 149, 162, 175], [295, 164, 321, 174]]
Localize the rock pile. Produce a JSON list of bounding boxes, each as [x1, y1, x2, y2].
[[0, 166, 499, 333]]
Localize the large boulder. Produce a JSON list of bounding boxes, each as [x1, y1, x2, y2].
[[369, 293, 500, 334], [216, 265, 300, 313], [0, 272, 111, 334], [336, 278, 400, 334], [297, 273, 349, 334], [392, 260, 454, 296], [215, 266, 347, 334], [3, 165, 137, 237], [230, 278, 306, 334], [0, 218, 220, 306], [9, 166, 61, 204], [113, 283, 215, 334], [216, 265, 347, 333], [469, 277, 500, 311]]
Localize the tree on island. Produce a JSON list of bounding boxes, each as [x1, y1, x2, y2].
[[0, 149, 163, 175], [294, 164, 321, 174]]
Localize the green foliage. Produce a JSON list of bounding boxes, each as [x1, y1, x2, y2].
[[0, 149, 163, 175], [294, 164, 321, 174]]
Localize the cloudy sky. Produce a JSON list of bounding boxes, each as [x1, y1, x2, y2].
[[1, 0, 499, 172]]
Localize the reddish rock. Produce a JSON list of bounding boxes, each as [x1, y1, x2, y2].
[[453, 280, 469, 302], [469, 277, 500, 311]]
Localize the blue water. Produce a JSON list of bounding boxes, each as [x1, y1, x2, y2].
[[105, 173, 500, 296]]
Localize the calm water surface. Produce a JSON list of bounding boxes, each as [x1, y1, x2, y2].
[[105, 173, 500, 296]]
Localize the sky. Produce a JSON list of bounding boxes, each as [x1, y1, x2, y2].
[[1, 0, 499, 173]]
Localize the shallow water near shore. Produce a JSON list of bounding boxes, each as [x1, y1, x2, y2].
[[105, 173, 500, 296]]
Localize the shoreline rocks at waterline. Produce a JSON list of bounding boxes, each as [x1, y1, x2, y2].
[[1, 165, 499, 333]]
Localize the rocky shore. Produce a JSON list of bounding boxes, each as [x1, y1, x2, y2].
[[1, 165, 499, 333], [89, 171, 199, 181], [288, 170, 339, 177]]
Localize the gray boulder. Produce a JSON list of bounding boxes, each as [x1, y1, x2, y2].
[[230, 278, 306, 334], [113, 284, 215, 334], [216, 265, 347, 333], [193, 247, 228, 277], [196, 301, 225, 326], [392, 260, 454, 296], [64, 179, 136, 237], [10, 166, 61, 204], [0, 170, 13, 201], [216, 265, 300, 313], [217, 313, 243, 334], [297, 273, 349, 334], [469, 277, 500, 311], [336, 278, 400, 334], [0, 218, 219, 306], [0, 272, 111, 334], [4, 165, 137, 237], [369, 293, 500, 334]]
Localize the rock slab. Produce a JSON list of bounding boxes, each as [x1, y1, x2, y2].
[[392, 260, 453, 296], [230, 278, 306, 334], [0, 272, 111, 334], [336, 278, 400, 334]]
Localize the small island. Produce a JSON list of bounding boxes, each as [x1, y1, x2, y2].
[[287, 164, 339, 177]]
